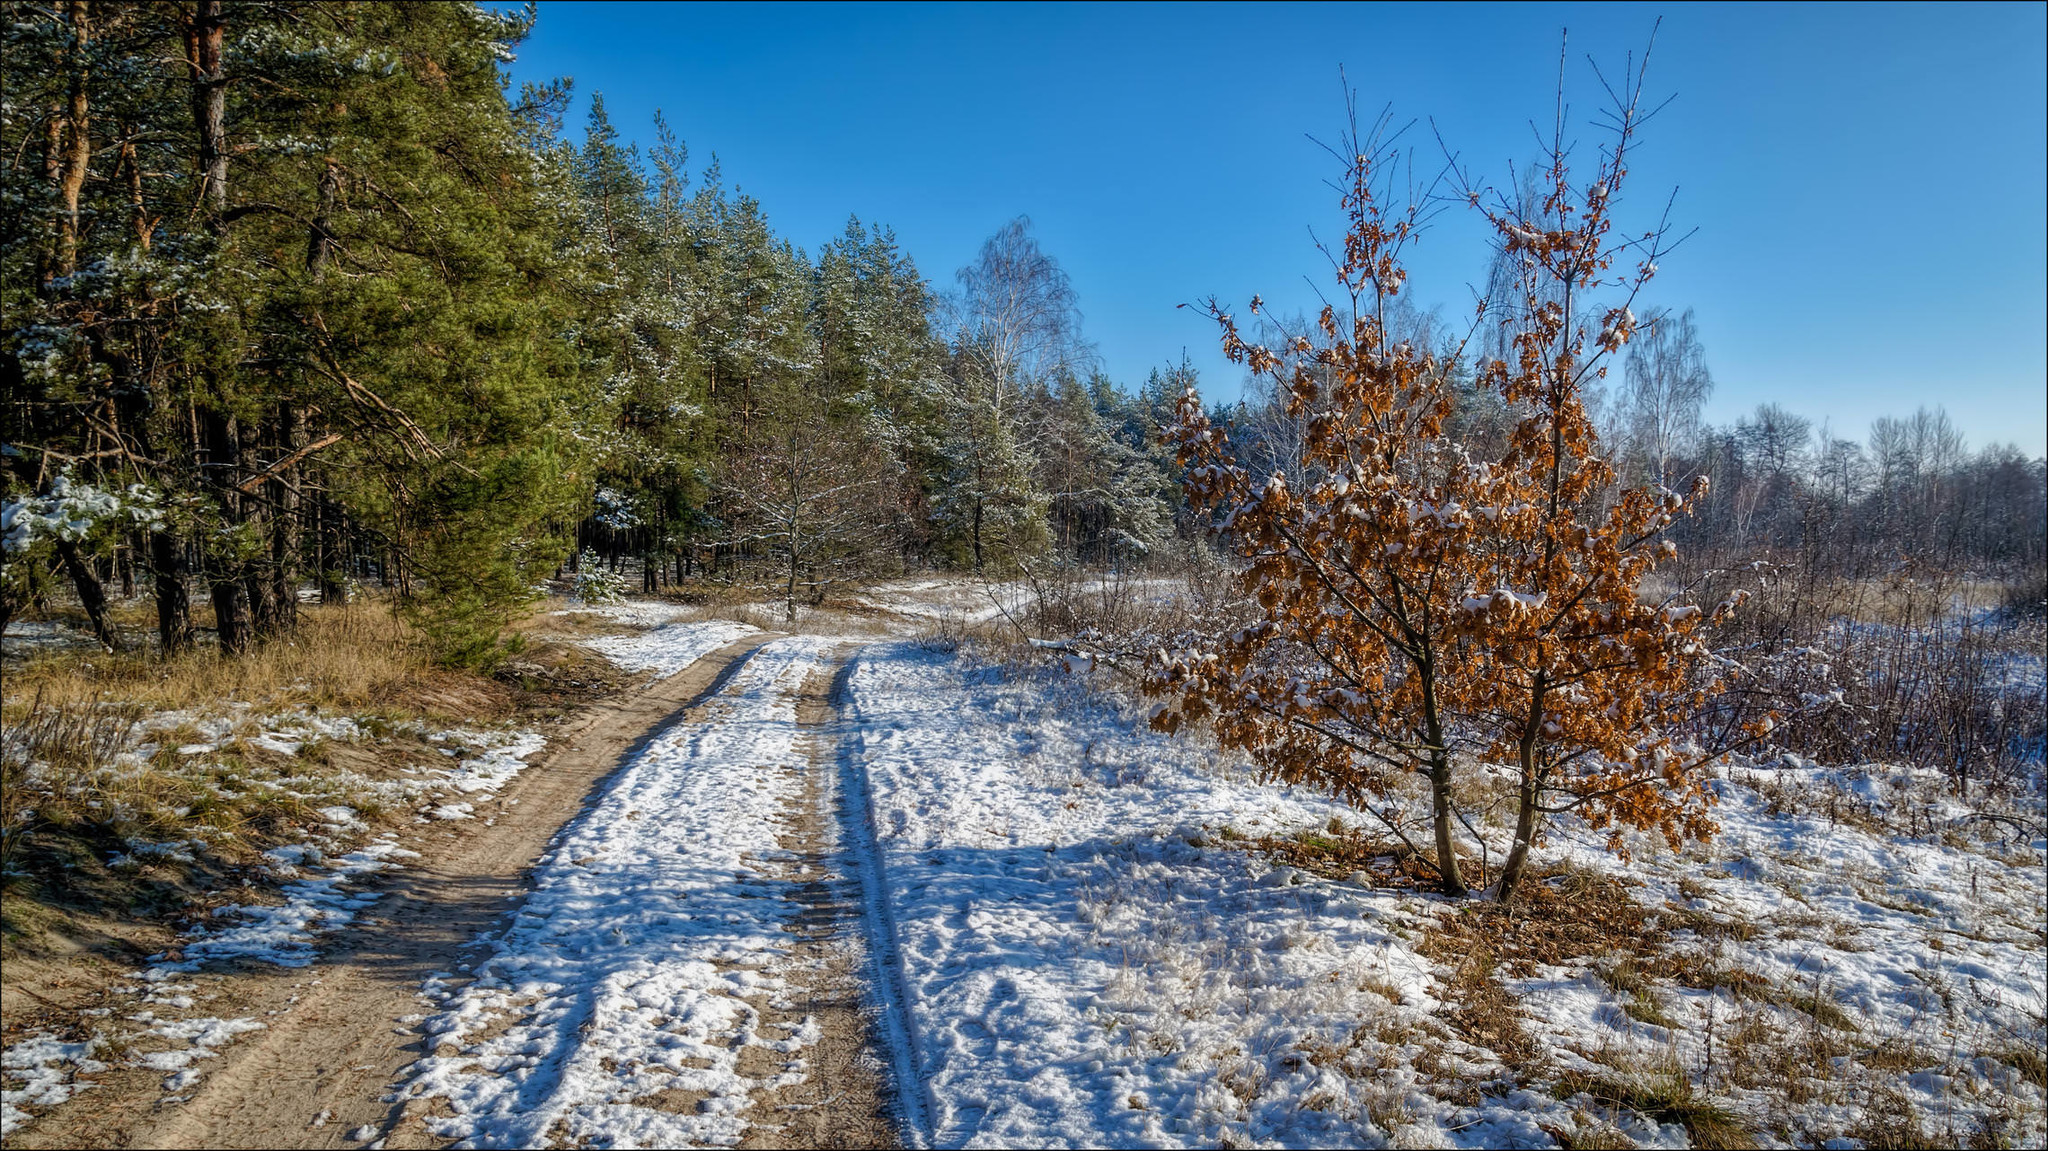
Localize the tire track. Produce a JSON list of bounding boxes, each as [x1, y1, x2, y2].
[[831, 652, 934, 1150]]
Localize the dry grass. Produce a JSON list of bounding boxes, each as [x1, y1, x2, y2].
[[1557, 1051, 1752, 1150], [1237, 819, 1463, 891], [1, 689, 403, 880], [0, 593, 630, 960], [4, 598, 441, 716], [1426, 938, 1541, 1068], [1541, 1113, 1639, 1150], [1995, 1042, 2048, 1091], [508, 605, 637, 640], [0, 595, 643, 730], [1428, 863, 1669, 976], [1847, 1085, 1930, 1150]]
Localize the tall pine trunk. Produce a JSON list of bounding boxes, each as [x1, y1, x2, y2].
[[201, 409, 250, 654], [184, 0, 227, 225], [268, 406, 305, 632], [52, 1, 92, 278], [151, 530, 193, 655]]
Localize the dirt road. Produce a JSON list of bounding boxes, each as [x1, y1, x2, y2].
[[11, 632, 899, 1150]]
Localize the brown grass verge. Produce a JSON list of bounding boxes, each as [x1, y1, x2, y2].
[[6, 599, 433, 716], [2, 595, 630, 964]]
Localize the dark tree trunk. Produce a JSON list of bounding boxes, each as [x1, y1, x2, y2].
[[54, 538, 120, 651], [244, 570, 276, 639], [211, 576, 248, 654], [305, 159, 338, 277], [317, 493, 346, 603], [241, 418, 278, 641], [150, 530, 193, 655], [269, 407, 305, 631], [201, 408, 251, 653]]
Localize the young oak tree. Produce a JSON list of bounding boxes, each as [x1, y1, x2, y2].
[[1146, 54, 1738, 901]]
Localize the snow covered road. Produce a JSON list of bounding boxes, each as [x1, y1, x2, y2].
[[402, 634, 884, 1148]]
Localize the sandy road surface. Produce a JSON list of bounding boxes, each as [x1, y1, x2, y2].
[[14, 634, 778, 1150]]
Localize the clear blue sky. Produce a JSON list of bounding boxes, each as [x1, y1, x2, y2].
[[500, 1, 2047, 457]]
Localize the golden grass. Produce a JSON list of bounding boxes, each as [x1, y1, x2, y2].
[[1555, 1055, 1752, 1150], [3, 597, 449, 717]]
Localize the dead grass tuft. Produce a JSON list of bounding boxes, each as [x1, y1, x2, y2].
[[1995, 1042, 2047, 1090], [1847, 1084, 1928, 1150], [1540, 1114, 1640, 1151], [1556, 1056, 1750, 1150], [1240, 824, 1446, 890], [1433, 864, 1668, 977], [1416, 930, 1540, 1069]]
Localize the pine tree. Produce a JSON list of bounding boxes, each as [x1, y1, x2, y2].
[[2, 1, 599, 665]]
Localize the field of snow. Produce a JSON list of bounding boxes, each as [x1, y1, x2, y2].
[[841, 642, 2047, 1149]]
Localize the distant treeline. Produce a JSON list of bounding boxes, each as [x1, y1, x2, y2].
[[5, 2, 2036, 668], [1219, 302, 2046, 591], [1, 1, 1186, 659]]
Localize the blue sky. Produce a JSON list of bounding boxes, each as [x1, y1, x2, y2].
[[500, 2, 2047, 456]]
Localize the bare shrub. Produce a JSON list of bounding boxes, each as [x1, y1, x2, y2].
[[1691, 562, 2046, 798]]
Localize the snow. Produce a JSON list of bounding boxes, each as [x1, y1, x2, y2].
[[835, 641, 2047, 1149], [403, 636, 836, 1148], [580, 618, 758, 676], [1, 1034, 106, 1136], [132, 727, 550, 975], [841, 643, 1477, 1148], [149, 841, 419, 973], [550, 598, 692, 630], [1, 470, 163, 556], [9, 594, 2041, 1147], [0, 1017, 262, 1136]]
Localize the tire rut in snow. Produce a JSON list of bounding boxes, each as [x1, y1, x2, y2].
[[830, 651, 933, 1149], [731, 648, 897, 1150]]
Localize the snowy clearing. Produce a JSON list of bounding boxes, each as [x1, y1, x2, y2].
[[839, 642, 2046, 1149], [578, 617, 758, 678]]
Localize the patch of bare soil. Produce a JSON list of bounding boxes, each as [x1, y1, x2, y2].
[[6, 634, 776, 1151]]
